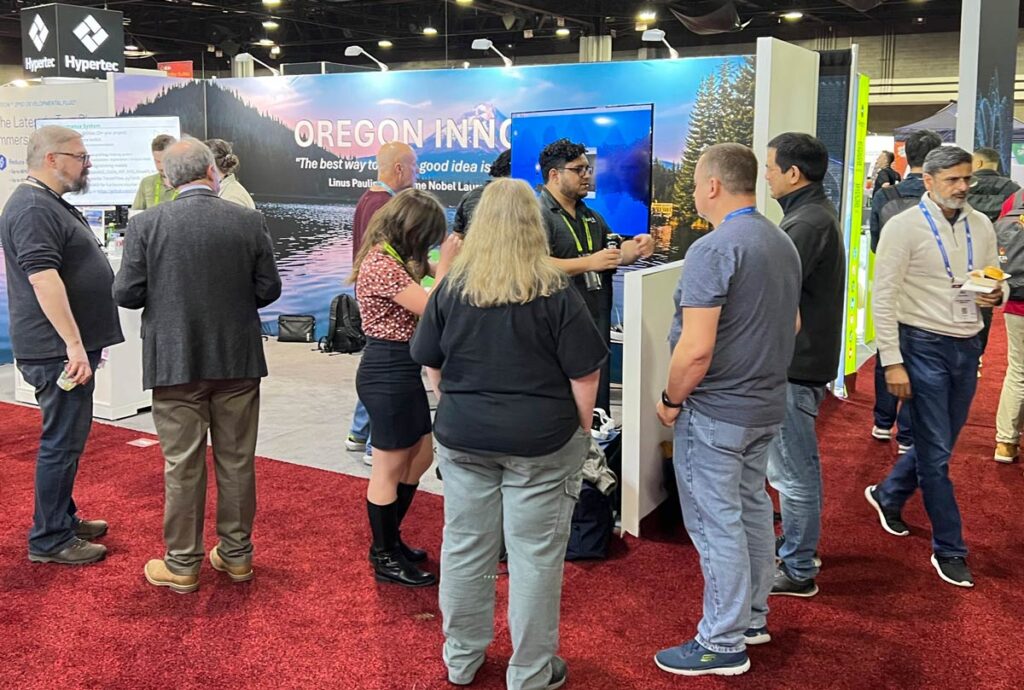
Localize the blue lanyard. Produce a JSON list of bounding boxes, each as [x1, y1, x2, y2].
[[372, 181, 397, 197], [919, 201, 972, 284], [721, 206, 756, 225]]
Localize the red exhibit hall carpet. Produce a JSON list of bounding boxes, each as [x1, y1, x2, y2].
[[2, 317, 1023, 689]]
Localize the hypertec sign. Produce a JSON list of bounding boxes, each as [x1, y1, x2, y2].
[[20, 4, 124, 79]]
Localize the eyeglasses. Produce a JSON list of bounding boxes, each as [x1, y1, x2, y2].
[[54, 152, 91, 164], [561, 165, 593, 176]]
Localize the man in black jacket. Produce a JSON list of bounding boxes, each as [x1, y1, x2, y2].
[[763, 133, 846, 598], [968, 147, 1020, 222], [871, 151, 901, 198], [451, 149, 510, 235], [114, 137, 282, 594]]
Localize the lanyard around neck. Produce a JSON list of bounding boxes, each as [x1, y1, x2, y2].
[[154, 179, 178, 205], [919, 200, 972, 284], [560, 214, 592, 254], [373, 181, 398, 197], [25, 177, 89, 229], [721, 206, 756, 225], [381, 241, 405, 266]]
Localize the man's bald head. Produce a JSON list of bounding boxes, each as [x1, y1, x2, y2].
[[163, 136, 217, 189], [377, 141, 418, 190]]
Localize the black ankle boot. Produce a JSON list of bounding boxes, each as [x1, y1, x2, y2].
[[366, 500, 436, 587], [395, 482, 427, 563]]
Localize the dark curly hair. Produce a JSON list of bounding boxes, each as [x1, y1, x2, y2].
[[539, 138, 586, 184], [489, 149, 511, 178]]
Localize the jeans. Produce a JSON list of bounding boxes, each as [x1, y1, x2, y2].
[[766, 382, 826, 580], [876, 326, 979, 557], [437, 429, 588, 690], [349, 399, 372, 451], [17, 351, 102, 555], [673, 406, 777, 653], [873, 353, 913, 446], [995, 313, 1024, 444]]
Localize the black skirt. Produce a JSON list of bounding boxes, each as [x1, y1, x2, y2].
[[356, 337, 431, 450]]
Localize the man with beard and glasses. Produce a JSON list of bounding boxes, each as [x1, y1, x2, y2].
[[538, 138, 654, 414], [0, 125, 124, 565], [867, 145, 1005, 589]]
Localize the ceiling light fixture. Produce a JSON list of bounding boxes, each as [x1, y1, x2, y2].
[[270, 46, 281, 56], [262, 20, 279, 30], [378, 39, 393, 48], [462, 61, 471, 68], [257, 38, 274, 46], [207, 44, 215, 52], [124, 43, 139, 51], [456, 0, 474, 5], [638, 10, 656, 22], [235, 51, 280, 76], [345, 45, 390, 71], [423, 26, 438, 36], [641, 28, 678, 59], [262, 0, 281, 6], [471, 38, 513, 67], [782, 11, 804, 21], [555, 27, 571, 37]]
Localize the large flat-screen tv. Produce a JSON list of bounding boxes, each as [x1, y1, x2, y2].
[[510, 104, 653, 236], [35, 116, 181, 207]]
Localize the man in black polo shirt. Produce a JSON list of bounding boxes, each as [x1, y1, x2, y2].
[[538, 138, 654, 412], [0, 125, 124, 565]]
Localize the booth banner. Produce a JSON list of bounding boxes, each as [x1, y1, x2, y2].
[[843, 75, 870, 378], [157, 61, 193, 79], [0, 80, 112, 364], [20, 4, 124, 79], [114, 58, 754, 333]]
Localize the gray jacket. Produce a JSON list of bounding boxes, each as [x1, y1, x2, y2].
[[113, 187, 282, 389]]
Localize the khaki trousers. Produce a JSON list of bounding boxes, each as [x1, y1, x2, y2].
[[152, 378, 261, 575], [996, 314, 1024, 444]]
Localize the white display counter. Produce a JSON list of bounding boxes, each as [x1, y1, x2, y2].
[[14, 255, 151, 420]]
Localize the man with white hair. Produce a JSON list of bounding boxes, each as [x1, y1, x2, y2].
[[115, 137, 281, 593], [867, 145, 1004, 588], [0, 125, 124, 565]]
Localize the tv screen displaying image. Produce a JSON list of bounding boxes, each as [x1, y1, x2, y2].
[[510, 104, 653, 236]]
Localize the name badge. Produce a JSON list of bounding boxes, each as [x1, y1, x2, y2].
[[952, 289, 980, 324]]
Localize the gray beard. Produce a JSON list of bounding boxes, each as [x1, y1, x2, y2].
[[931, 190, 965, 210]]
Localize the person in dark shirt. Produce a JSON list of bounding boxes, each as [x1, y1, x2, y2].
[[538, 138, 654, 414], [968, 147, 1020, 222], [763, 133, 846, 598], [346, 141, 419, 463], [451, 149, 510, 235], [411, 178, 607, 690], [868, 128, 942, 454], [0, 125, 124, 566], [871, 151, 901, 197]]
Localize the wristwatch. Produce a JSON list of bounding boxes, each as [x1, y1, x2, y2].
[[661, 390, 683, 409]]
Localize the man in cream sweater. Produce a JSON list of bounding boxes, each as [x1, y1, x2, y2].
[[866, 145, 1005, 589]]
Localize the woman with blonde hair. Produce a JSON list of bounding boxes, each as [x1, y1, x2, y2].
[[410, 178, 607, 689], [352, 188, 460, 588]]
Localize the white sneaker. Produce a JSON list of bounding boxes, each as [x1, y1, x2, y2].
[[871, 426, 892, 441], [362, 452, 373, 466], [345, 435, 367, 452], [897, 443, 912, 455]]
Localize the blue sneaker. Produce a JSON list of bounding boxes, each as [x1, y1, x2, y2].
[[654, 639, 750, 676], [743, 627, 771, 645]]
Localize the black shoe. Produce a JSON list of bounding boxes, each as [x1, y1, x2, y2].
[[931, 554, 974, 588], [864, 485, 910, 536], [774, 534, 822, 568], [367, 540, 427, 564], [74, 519, 108, 541], [770, 563, 819, 597], [546, 656, 567, 690], [370, 547, 436, 587], [28, 538, 106, 565]]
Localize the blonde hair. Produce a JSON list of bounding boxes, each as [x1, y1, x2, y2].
[[349, 188, 446, 284], [446, 178, 567, 307]]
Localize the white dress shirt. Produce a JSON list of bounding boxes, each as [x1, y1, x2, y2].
[[873, 192, 1002, 367]]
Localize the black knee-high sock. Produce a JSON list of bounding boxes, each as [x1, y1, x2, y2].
[[395, 482, 419, 526], [366, 499, 399, 552]]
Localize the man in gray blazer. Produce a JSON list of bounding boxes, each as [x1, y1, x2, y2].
[[114, 137, 281, 594]]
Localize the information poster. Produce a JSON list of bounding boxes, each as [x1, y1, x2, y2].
[[843, 75, 870, 378], [35, 115, 181, 206]]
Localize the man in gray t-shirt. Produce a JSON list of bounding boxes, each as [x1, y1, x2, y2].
[[654, 144, 800, 678]]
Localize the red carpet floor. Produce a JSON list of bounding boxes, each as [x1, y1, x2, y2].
[[2, 318, 1024, 689]]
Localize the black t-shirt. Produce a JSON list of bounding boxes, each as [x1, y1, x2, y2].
[[410, 280, 608, 457], [538, 188, 613, 323], [0, 182, 124, 360]]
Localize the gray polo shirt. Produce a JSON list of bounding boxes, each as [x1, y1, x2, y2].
[[1, 182, 123, 360], [669, 209, 801, 428]]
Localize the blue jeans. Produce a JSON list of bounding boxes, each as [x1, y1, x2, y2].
[[17, 351, 102, 555], [873, 353, 913, 446], [349, 399, 372, 451], [876, 326, 979, 557], [673, 406, 778, 653], [766, 382, 825, 580]]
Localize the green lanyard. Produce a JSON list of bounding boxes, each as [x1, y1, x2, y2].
[[381, 241, 405, 266], [153, 179, 178, 205], [561, 214, 593, 254]]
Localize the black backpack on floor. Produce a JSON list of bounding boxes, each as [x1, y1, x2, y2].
[[318, 294, 365, 354]]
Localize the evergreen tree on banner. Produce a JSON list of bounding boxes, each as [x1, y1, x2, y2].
[[674, 73, 717, 223], [720, 56, 755, 146]]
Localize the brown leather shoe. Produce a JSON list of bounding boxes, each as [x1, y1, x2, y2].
[[209, 545, 253, 582], [75, 519, 108, 540], [994, 442, 1018, 464], [144, 559, 199, 594], [28, 538, 106, 565]]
